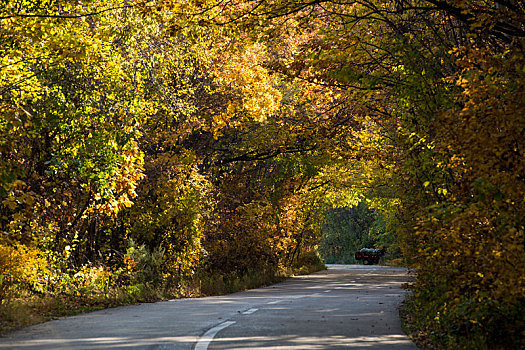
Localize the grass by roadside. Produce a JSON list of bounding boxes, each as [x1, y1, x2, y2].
[[400, 295, 438, 350]]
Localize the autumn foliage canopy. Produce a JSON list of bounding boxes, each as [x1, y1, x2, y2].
[[1, 0, 524, 347]]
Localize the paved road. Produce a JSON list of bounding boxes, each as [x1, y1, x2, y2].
[[0, 265, 417, 349]]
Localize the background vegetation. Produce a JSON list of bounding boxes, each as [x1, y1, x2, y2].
[[1, 0, 523, 348], [319, 202, 398, 264]]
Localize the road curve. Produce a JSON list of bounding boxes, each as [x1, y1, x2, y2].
[[0, 265, 417, 349]]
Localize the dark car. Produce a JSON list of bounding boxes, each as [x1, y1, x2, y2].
[[354, 248, 386, 265]]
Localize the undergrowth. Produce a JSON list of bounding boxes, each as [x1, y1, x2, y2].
[[401, 293, 525, 350]]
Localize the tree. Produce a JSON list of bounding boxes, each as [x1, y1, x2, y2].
[[175, 0, 524, 346]]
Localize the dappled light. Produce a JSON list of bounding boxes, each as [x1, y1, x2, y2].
[[211, 335, 415, 349], [0, 336, 200, 349]]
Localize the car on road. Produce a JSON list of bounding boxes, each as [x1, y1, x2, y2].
[[354, 248, 386, 265]]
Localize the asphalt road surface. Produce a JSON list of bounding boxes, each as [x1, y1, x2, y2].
[[0, 265, 417, 349]]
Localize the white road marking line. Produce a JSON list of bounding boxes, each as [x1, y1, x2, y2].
[[290, 295, 305, 299], [242, 308, 258, 315], [323, 290, 331, 293], [194, 321, 235, 350], [267, 300, 283, 304]]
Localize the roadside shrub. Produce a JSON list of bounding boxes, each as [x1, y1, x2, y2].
[[123, 240, 166, 286], [292, 249, 325, 274], [0, 243, 49, 301]]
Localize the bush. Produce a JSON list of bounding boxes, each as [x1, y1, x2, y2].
[[123, 240, 166, 286], [0, 243, 49, 302]]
